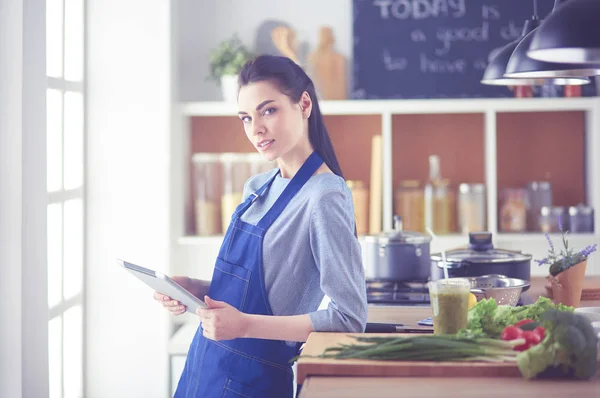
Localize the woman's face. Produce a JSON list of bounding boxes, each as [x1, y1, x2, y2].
[[237, 80, 311, 162]]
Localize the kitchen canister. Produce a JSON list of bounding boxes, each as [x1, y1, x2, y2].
[[192, 153, 222, 236]]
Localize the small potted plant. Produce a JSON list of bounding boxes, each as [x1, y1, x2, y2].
[[536, 214, 597, 307], [208, 35, 253, 102]]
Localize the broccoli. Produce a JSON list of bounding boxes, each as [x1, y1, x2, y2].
[[516, 309, 599, 380]]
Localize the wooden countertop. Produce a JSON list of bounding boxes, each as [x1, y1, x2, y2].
[[298, 376, 600, 398], [299, 277, 600, 397]]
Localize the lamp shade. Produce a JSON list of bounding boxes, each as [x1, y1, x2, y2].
[[482, 19, 547, 86], [480, 18, 585, 86], [504, 23, 598, 81], [528, 0, 600, 64]]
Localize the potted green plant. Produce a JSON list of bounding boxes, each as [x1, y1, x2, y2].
[[536, 214, 597, 307], [208, 35, 253, 102]]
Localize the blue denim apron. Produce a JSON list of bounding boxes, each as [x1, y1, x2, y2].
[[174, 151, 324, 398]]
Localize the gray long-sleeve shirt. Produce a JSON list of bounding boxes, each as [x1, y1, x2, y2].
[[239, 169, 368, 340]]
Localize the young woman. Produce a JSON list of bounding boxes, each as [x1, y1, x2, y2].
[[154, 55, 368, 398]]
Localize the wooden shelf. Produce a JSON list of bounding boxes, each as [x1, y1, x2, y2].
[[175, 97, 599, 245]]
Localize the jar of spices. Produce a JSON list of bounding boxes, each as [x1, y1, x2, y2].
[[395, 180, 425, 232], [499, 188, 528, 232], [458, 183, 486, 234], [526, 181, 552, 232], [192, 153, 222, 236], [568, 205, 594, 233], [538, 206, 566, 233], [346, 180, 369, 235]]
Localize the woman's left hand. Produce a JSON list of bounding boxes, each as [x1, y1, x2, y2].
[[196, 296, 249, 341]]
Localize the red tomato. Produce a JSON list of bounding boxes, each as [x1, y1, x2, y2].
[[500, 325, 523, 341], [533, 326, 546, 340], [515, 330, 542, 351], [515, 319, 534, 328]]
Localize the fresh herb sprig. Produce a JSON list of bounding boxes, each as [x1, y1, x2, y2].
[[292, 335, 522, 363], [535, 214, 597, 276]]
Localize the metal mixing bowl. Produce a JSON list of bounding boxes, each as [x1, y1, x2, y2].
[[467, 274, 531, 306]]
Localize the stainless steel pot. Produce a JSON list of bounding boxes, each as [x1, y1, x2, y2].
[[364, 216, 432, 281], [430, 232, 532, 284]]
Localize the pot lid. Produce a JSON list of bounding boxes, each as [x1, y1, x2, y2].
[[430, 232, 532, 264], [365, 215, 431, 244], [367, 230, 432, 245]]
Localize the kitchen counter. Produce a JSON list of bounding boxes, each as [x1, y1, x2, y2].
[[297, 277, 600, 397], [298, 376, 600, 398]]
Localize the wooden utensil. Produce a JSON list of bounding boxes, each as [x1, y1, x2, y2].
[[369, 135, 382, 234], [308, 26, 346, 100], [271, 25, 298, 63]]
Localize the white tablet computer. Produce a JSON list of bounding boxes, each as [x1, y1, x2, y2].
[[118, 259, 207, 313]]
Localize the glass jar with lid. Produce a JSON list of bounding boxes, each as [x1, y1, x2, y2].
[[220, 153, 251, 233], [526, 181, 552, 231], [499, 188, 528, 232], [538, 206, 565, 233], [192, 153, 222, 236], [457, 183, 486, 234], [568, 205, 594, 233], [395, 180, 425, 232]]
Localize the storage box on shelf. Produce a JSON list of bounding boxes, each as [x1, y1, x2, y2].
[[172, 97, 600, 281]]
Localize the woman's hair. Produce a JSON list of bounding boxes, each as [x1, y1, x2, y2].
[[238, 55, 345, 180]]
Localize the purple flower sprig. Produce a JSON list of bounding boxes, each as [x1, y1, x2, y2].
[[534, 218, 597, 276], [580, 243, 598, 258]]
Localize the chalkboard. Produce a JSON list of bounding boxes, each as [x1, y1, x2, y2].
[[352, 0, 596, 99]]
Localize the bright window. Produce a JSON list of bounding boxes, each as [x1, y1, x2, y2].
[[46, 0, 86, 396]]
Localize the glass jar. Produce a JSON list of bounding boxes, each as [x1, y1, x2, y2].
[[192, 153, 222, 236], [395, 180, 425, 232], [220, 153, 251, 232], [526, 181, 552, 232], [346, 180, 369, 236], [457, 183, 486, 234], [425, 180, 452, 234], [568, 205, 594, 233], [538, 206, 566, 233], [499, 188, 528, 232]]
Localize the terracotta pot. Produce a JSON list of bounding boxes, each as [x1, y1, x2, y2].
[[550, 259, 587, 307]]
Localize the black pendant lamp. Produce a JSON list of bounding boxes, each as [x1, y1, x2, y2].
[[481, 18, 578, 86], [504, 0, 600, 81], [528, 0, 600, 64]]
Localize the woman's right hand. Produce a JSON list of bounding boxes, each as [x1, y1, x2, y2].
[[153, 276, 194, 316]]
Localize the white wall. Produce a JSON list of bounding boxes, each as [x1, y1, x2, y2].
[[177, 0, 352, 101], [86, 0, 172, 397], [0, 0, 49, 397]]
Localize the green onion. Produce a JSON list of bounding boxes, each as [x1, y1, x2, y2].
[[294, 335, 523, 363]]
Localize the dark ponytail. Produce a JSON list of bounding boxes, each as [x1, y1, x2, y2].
[[238, 55, 345, 180]]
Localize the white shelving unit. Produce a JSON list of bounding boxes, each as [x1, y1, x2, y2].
[[170, 97, 600, 289]]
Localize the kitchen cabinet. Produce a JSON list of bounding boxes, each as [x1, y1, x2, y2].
[[169, 98, 600, 323]]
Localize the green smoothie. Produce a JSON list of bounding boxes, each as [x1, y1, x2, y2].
[[428, 279, 471, 335], [431, 291, 469, 334]]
